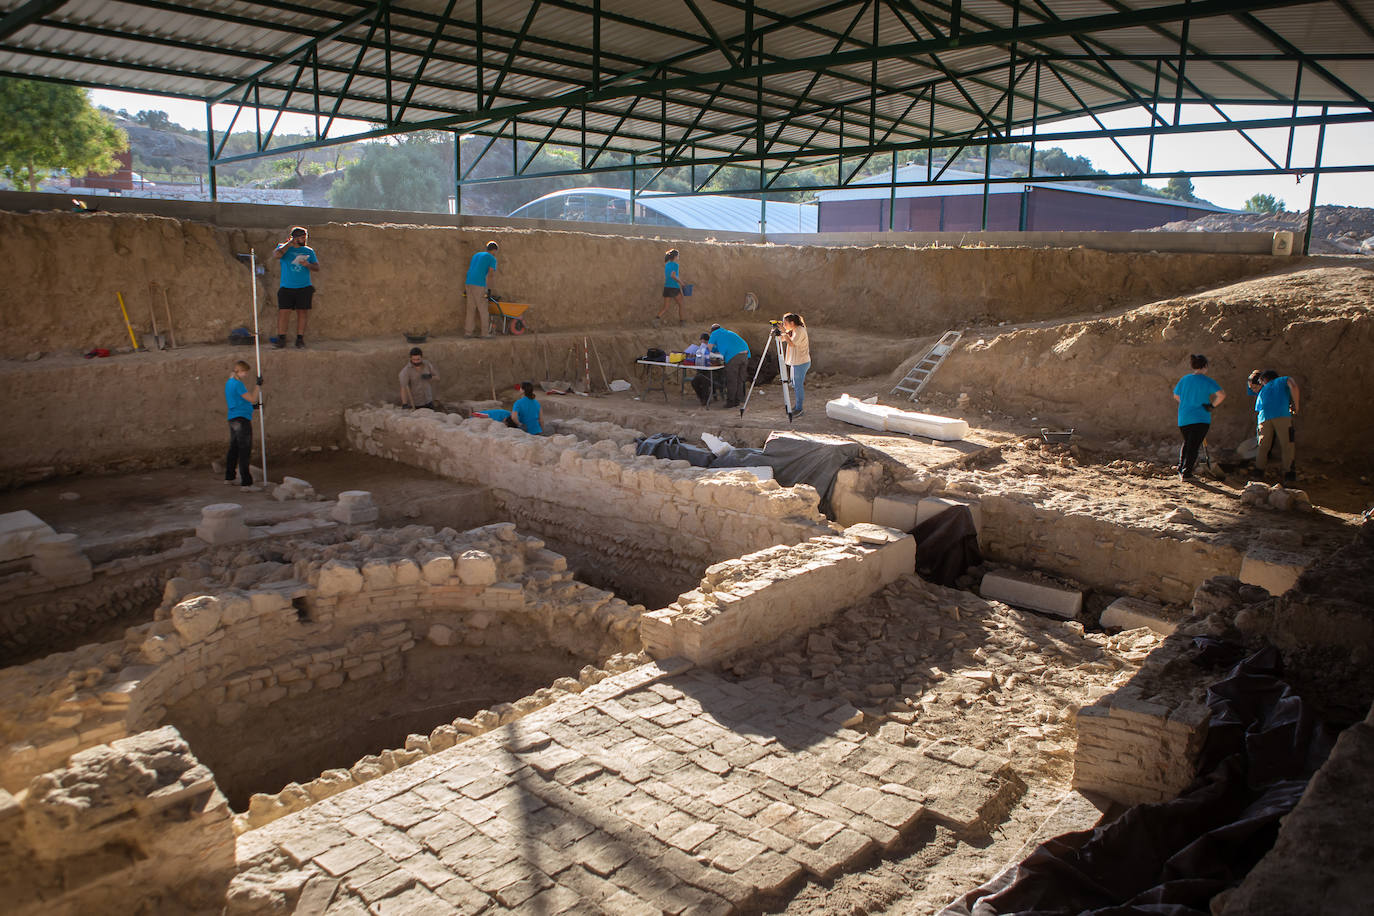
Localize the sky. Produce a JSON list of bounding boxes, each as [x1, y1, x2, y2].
[[90, 88, 1373, 211]]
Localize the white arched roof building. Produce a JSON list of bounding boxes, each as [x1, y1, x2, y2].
[[509, 187, 817, 234]]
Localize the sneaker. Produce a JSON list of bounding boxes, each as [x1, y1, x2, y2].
[[223, 478, 237, 485], [652, 317, 662, 328], [271, 337, 286, 349], [793, 408, 804, 417], [295, 336, 305, 349]]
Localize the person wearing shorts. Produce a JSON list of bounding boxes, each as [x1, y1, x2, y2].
[[272, 226, 319, 348], [655, 248, 692, 327]]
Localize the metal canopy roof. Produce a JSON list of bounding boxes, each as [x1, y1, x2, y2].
[[2, 0, 1373, 182]]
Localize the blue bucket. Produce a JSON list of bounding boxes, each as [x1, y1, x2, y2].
[[683, 283, 694, 296]]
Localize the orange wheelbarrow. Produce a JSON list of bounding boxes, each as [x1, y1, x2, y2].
[[487, 293, 532, 335]]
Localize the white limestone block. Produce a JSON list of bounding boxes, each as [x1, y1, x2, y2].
[[171, 595, 223, 643], [845, 523, 916, 584], [981, 571, 1083, 619], [915, 496, 982, 538], [392, 558, 421, 586], [1100, 596, 1176, 635], [195, 503, 250, 545], [361, 558, 396, 590], [330, 490, 378, 524], [832, 468, 873, 527], [0, 510, 56, 561], [420, 552, 455, 585], [1239, 546, 1309, 597], [872, 494, 922, 532], [317, 559, 364, 597], [456, 550, 498, 586]]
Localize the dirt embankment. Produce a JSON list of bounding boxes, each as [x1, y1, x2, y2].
[[927, 265, 1374, 461], [0, 209, 1281, 359]]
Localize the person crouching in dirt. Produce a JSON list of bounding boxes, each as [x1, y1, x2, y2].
[[513, 381, 543, 434], [1247, 369, 1300, 482], [1171, 353, 1224, 481], [224, 360, 261, 488], [399, 347, 439, 409]]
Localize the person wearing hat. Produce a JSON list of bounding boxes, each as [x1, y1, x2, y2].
[[1171, 354, 1224, 481], [399, 347, 440, 409], [707, 324, 751, 408]]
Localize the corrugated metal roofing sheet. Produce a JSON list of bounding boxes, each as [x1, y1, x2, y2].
[[508, 187, 818, 232], [0, 0, 1369, 165]]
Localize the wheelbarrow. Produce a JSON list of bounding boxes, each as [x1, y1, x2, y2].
[[487, 293, 531, 335]]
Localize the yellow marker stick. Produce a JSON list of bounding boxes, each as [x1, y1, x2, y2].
[[116, 291, 139, 349]]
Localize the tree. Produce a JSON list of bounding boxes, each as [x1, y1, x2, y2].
[[1243, 193, 1284, 214], [329, 135, 451, 212], [1161, 173, 1197, 202], [135, 109, 172, 130], [0, 78, 127, 190]]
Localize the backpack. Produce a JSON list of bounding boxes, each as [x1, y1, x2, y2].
[[644, 347, 668, 362]]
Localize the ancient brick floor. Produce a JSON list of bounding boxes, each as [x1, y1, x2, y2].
[[233, 658, 1022, 914]]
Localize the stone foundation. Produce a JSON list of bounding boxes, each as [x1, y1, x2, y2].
[[0, 524, 640, 795], [641, 524, 915, 666], [0, 726, 234, 916], [346, 406, 835, 605], [1072, 636, 1211, 806]]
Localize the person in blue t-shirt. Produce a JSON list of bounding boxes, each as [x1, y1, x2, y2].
[[464, 240, 499, 338], [1171, 354, 1225, 481], [1246, 368, 1301, 481], [655, 248, 693, 328], [708, 324, 751, 407], [513, 381, 543, 435], [270, 226, 320, 349], [223, 360, 261, 487]]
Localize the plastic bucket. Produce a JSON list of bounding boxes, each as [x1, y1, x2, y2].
[[683, 283, 694, 296]]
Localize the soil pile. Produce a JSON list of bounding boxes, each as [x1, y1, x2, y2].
[[1154, 205, 1374, 254], [926, 263, 1374, 461]]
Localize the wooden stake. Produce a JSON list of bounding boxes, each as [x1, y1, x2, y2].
[[488, 362, 496, 402], [160, 287, 178, 348], [591, 338, 611, 391]]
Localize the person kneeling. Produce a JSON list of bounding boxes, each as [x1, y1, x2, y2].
[[513, 381, 543, 434]]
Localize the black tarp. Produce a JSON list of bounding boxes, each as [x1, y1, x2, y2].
[[942, 643, 1337, 916], [914, 505, 982, 586], [634, 432, 859, 517]]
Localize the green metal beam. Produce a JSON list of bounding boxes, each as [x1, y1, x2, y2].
[[0, 0, 66, 42]]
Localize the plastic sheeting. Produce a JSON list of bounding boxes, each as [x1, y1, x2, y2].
[[942, 643, 1337, 916], [635, 432, 859, 517], [914, 505, 982, 586]]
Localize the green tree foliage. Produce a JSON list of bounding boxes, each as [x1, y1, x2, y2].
[[1243, 193, 1284, 213], [1161, 173, 1197, 202], [134, 109, 173, 131], [329, 134, 452, 211], [0, 79, 127, 190]]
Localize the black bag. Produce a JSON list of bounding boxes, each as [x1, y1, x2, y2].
[[645, 347, 667, 362], [690, 372, 711, 405]]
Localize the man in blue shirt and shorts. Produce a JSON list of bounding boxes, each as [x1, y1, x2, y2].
[[465, 240, 499, 338], [271, 226, 320, 348]]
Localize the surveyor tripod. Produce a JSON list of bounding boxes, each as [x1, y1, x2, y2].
[[739, 323, 795, 422]]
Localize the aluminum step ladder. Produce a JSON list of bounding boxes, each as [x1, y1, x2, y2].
[[891, 330, 963, 401]]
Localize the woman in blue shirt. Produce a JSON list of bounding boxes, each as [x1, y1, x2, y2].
[[224, 360, 261, 487], [513, 382, 543, 435], [1171, 354, 1224, 481], [654, 249, 692, 328]]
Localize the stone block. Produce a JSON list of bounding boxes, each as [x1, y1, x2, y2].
[[427, 624, 456, 647], [981, 571, 1082, 619], [456, 550, 498, 586], [420, 553, 455, 585], [845, 524, 916, 584], [331, 490, 378, 525], [871, 494, 922, 533], [1100, 597, 1176, 635], [361, 559, 396, 590], [915, 497, 982, 538], [30, 533, 93, 585], [831, 468, 873, 527], [0, 509, 56, 561], [195, 503, 250, 545], [1239, 546, 1309, 597], [171, 595, 224, 644], [317, 560, 364, 598]]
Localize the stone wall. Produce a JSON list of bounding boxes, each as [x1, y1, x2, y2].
[[0, 523, 640, 794], [0, 726, 235, 916], [1072, 635, 1212, 806], [345, 406, 836, 606], [641, 524, 916, 665]]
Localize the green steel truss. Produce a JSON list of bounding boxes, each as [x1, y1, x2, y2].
[[2, 0, 1373, 236]]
